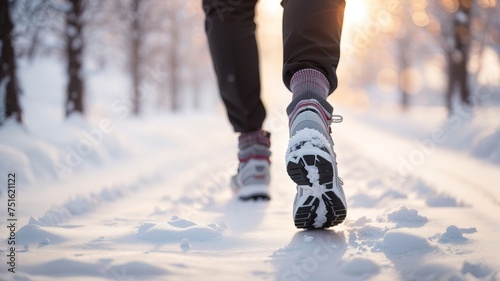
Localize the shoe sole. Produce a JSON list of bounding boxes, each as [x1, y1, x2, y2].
[[235, 184, 271, 201], [239, 194, 270, 201], [287, 150, 346, 229]]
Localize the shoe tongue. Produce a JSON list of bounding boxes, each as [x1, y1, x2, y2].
[[286, 94, 334, 117], [239, 130, 271, 150]]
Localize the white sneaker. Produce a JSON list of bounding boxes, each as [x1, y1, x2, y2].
[[231, 130, 271, 201], [231, 158, 270, 200], [286, 99, 346, 229]]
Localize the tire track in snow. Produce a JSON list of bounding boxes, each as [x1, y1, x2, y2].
[[18, 128, 236, 228]]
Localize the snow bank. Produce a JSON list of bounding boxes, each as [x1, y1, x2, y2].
[[0, 114, 130, 188], [347, 105, 500, 165], [471, 128, 500, 163], [0, 119, 59, 187]]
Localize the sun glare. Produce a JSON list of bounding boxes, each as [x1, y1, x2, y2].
[[344, 0, 369, 26]]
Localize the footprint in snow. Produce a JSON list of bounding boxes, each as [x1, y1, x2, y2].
[[385, 206, 428, 228], [383, 230, 434, 256], [16, 223, 65, 245], [461, 261, 495, 279], [136, 216, 222, 243], [342, 257, 380, 277], [430, 225, 477, 244], [425, 193, 464, 207]]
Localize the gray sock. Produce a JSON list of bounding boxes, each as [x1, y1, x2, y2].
[[287, 68, 333, 116], [290, 68, 330, 101]]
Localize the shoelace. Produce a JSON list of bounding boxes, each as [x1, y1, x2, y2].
[[331, 114, 343, 124], [331, 114, 344, 187], [328, 114, 343, 134]]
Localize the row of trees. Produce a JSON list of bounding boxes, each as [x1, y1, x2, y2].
[[0, 0, 210, 125], [426, 0, 499, 112], [400, 0, 476, 111], [342, 0, 499, 113], [2, 0, 499, 124]]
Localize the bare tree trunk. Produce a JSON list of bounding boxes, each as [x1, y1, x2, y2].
[[456, 0, 471, 106], [446, 0, 471, 113], [445, 53, 454, 112], [471, 4, 494, 97], [169, 10, 180, 112], [399, 39, 410, 111], [0, 0, 23, 123], [130, 0, 141, 115], [192, 67, 201, 110], [188, 15, 202, 111], [65, 0, 85, 117]]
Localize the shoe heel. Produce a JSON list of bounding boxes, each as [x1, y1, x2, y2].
[[286, 153, 334, 187]]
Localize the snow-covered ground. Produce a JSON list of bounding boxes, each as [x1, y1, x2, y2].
[[1, 58, 500, 281]]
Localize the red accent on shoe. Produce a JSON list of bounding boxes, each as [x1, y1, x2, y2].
[[254, 175, 267, 180], [239, 155, 271, 163], [288, 101, 331, 129]]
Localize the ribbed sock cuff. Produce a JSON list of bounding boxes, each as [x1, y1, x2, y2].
[[290, 68, 330, 101], [238, 129, 271, 150], [238, 130, 271, 163]]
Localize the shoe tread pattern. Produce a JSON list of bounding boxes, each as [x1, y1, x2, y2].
[[287, 154, 346, 229]]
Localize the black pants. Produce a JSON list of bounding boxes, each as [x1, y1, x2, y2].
[[203, 0, 345, 133]]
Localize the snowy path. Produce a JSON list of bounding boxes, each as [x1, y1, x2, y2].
[[1, 107, 499, 281]]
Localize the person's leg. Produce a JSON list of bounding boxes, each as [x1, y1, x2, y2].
[[203, 0, 265, 133], [282, 0, 347, 229], [282, 0, 345, 98], [203, 0, 271, 200]]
